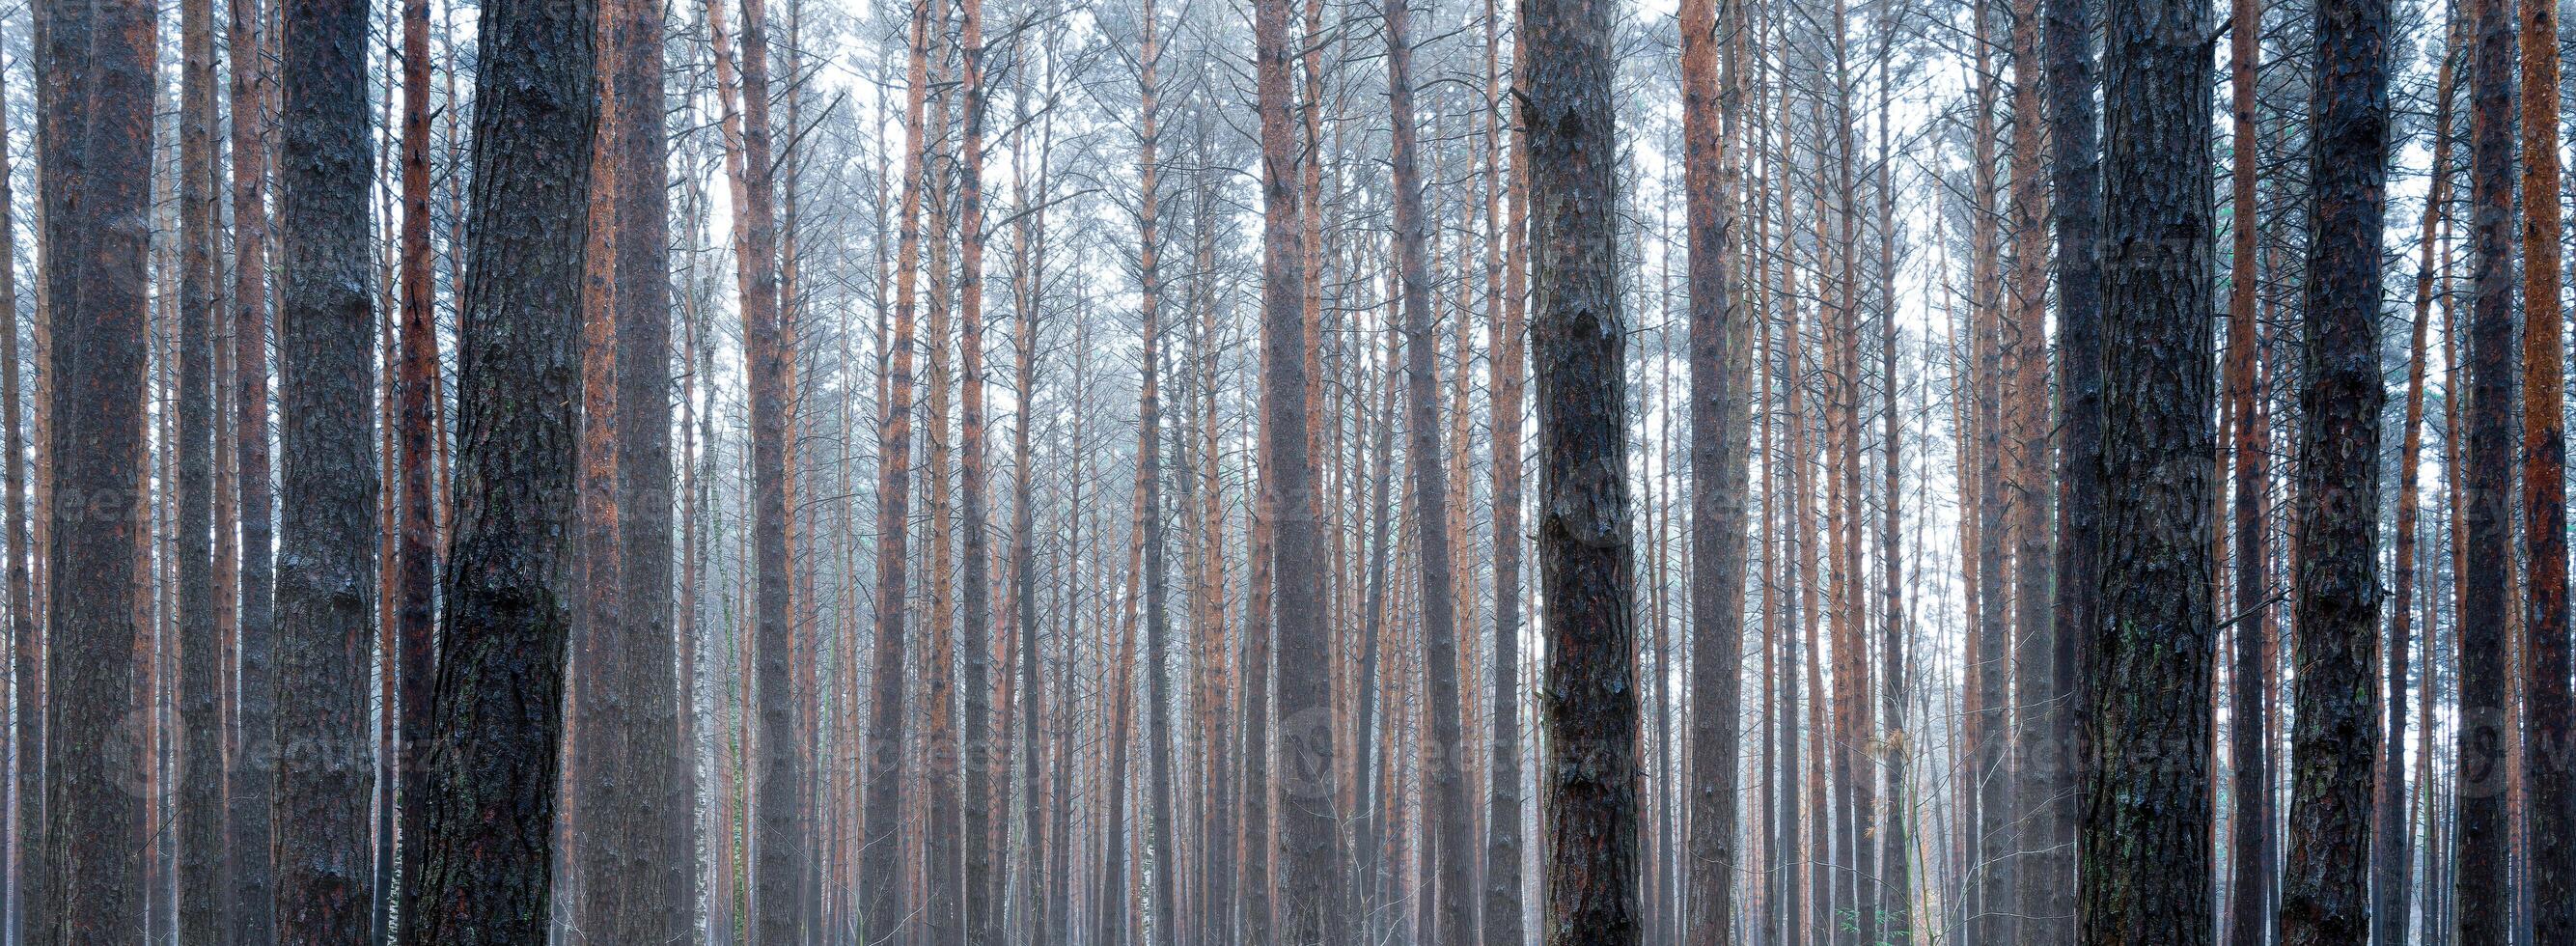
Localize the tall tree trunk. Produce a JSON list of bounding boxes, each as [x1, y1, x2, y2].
[[1383, 1, 1474, 940], [2221, 0, 2272, 937], [956, 0, 1000, 936], [714, 0, 800, 931], [1130, 3, 1177, 940], [0, 35, 32, 946], [31, 0, 154, 937], [225, 0, 280, 932], [2376, 18, 2457, 946], [398, 0, 596, 933], [2454, 0, 2516, 930], [270, 0, 379, 933], [862, 0, 930, 939], [2275, 0, 2391, 934], [576, 0, 693, 928], [2081, 0, 2217, 932], [2041, 0, 2101, 926], [1255, 0, 1339, 932], [1482, 1, 1529, 935], [176, 0, 223, 930], [2518, 0, 2572, 927], [1678, 0, 1752, 936], [2005, 0, 2056, 933], [391, 0, 443, 930], [1520, 0, 1641, 934]]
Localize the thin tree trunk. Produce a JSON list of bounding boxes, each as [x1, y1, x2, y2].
[[2517, 0, 2572, 927], [1482, 0, 1529, 934], [2454, 0, 2516, 929], [862, 0, 931, 938], [175, 0, 223, 929], [1679, 0, 1752, 935], [2041, 0, 2101, 925], [391, 0, 441, 930], [2221, 1, 2272, 937], [1383, 1, 1474, 939], [225, 0, 280, 932], [2377, 19, 2459, 945]]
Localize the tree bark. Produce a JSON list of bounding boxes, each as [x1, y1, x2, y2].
[[2081, 0, 2218, 932], [862, 0, 930, 939], [270, 0, 379, 933], [225, 0, 280, 932], [2454, 0, 2516, 931], [176, 0, 224, 930], [1383, 1, 1474, 940], [398, 0, 595, 933], [2275, 0, 2391, 934], [31, 0, 154, 934], [1678, 0, 1752, 937], [2518, 0, 2572, 927], [2041, 0, 2101, 927], [1255, 0, 1339, 932], [1520, 0, 1641, 935]]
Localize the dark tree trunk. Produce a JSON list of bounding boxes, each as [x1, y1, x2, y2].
[[2042, 0, 2101, 926], [225, 0, 280, 934], [1520, 0, 1642, 936], [721, 0, 800, 933], [957, 0, 999, 936], [31, 0, 154, 935], [270, 0, 380, 934], [1678, 0, 1752, 938], [2453, 0, 2515, 932], [0, 36, 32, 946], [397, 0, 596, 933], [176, 0, 223, 932], [2080, 0, 2217, 933], [2275, 0, 2391, 935]]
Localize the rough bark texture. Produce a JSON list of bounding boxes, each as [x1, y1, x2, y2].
[[2080, 0, 2217, 934], [1520, 0, 1642, 935], [2275, 0, 2390, 935], [2454, 0, 2514, 932], [398, 0, 596, 933], [1679, 0, 1752, 939], [176, 0, 224, 931], [270, 0, 381, 935], [31, 0, 154, 936]]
